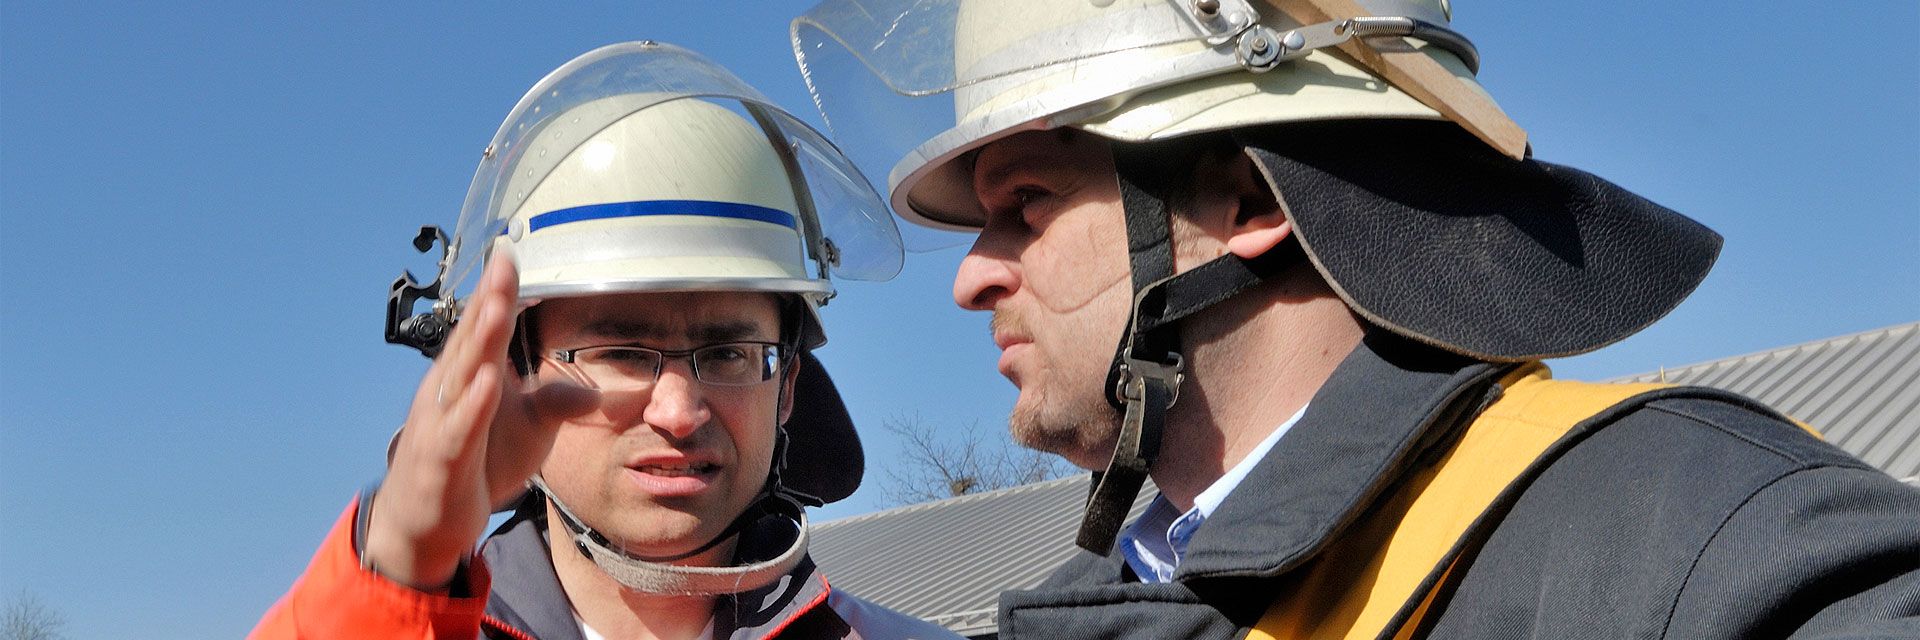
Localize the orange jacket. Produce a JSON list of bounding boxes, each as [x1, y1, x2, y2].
[[250, 497, 962, 640], [249, 500, 499, 640]]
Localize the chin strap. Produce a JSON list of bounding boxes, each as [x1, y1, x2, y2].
[[1078, 144, 1294, 554], [1079, 154, 1176, 553], [531, 427, 824, 595]]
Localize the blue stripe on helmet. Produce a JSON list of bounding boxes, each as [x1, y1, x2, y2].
[[523, 200, 797, 234]]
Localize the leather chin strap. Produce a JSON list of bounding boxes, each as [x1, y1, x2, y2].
[[530, 473, 816, 596], [1078, 145, 1291, 554]]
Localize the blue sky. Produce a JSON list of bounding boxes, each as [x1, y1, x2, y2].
[[1, 2, 1914, 638]]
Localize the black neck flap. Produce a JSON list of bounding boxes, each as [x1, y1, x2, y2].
[[1235, 121, 1721, 362]]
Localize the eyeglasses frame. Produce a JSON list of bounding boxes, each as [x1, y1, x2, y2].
[[546, 340, 791, 388]]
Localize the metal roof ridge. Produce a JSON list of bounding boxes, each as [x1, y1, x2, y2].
[[1608, 320, 1919, 383], [813, 473, 1094, 529]]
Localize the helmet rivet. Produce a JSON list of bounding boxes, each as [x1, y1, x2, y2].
[[1250, 36, 1271, 54], [1282, 30, 1306, 51], [1193, 0, 1220, 16]]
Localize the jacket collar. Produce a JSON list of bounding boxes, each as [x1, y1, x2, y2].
[[1173, 332, 1508, 580], [481, 504, 584, 640], [479, 498, 834, 639]]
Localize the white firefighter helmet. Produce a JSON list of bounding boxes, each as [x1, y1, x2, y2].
[[792, 0, 1498, 231], [439, 41, 902, 338], [418, 41, 898, 595], [501, 95, 840, 347]]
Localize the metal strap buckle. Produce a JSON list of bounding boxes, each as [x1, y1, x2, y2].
[[1115, 350, 1186, 407]]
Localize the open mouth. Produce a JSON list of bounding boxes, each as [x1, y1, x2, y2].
[[631, 462, 719, 477], [625, 461, 723, 497]]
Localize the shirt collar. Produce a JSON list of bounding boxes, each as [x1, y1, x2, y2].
[[1121, 403, 1309, 583]]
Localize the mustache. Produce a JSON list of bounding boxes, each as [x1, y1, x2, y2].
[[990, 309, 1030, 342]]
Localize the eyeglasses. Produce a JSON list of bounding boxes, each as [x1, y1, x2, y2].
[[547, 341, 787, 390]]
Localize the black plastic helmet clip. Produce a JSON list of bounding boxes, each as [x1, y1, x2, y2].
[[385, 225, 453, 359]]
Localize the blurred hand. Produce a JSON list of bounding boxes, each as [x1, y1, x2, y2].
[[364, 251, 598, 592]]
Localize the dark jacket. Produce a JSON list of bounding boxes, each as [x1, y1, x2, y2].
[[997, 334, 1920, 639]]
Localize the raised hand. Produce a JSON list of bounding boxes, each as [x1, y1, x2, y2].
[[363, 250, 598, 591]]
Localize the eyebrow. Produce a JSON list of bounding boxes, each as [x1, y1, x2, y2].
[[972, 152, 1036, 198], [579, 320, 772, 344], [972, 130, 1079, 197]]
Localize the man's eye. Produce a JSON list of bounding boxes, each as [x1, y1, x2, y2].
[[1009, 186, 1058, 225], [703, 346, 750, 362]]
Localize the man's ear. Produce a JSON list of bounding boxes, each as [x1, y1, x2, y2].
[[777, 354, 801, 425], [1223, 149, 1292, 259]]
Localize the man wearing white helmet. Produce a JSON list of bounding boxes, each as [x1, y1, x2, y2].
[[792, 1, 1920, 638], [252, 42, 960, 640]]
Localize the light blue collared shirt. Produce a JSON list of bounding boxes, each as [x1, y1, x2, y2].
[[1119, 404, 1309, 583]]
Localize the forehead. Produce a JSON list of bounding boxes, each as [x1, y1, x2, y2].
[[533, 290, 781, 345]]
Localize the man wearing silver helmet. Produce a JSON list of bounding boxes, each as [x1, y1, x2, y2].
[[791, 0, 1920, 637], [252, 42, 960, 640]]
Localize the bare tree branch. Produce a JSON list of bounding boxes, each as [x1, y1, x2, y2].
[[2, 590, 65, 640], [879, 414, 1069, 506]]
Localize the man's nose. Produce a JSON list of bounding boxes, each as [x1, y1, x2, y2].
[[642, 359, 711, 439], [954, 235, 1020, 311]]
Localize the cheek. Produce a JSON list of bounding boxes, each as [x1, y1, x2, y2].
[[712, 392, 779, 484], [1022, 203, 1130, 314], [542, 424, 613, 489]]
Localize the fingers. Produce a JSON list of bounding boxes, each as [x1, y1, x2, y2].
[[395, 252, 517, 466], [434, 254, 519, 418], [443, 362, 504, 463], [369, 251, 525, 592], [369, 363, 502, 592]]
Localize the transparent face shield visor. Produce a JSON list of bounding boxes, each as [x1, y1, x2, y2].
[[793, 0, 1467, 241], [439, 41, 902, 311], [793, 0, 1242, 244]]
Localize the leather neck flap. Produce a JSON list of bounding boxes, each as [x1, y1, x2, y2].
[[1239, 121, 1721, 361]]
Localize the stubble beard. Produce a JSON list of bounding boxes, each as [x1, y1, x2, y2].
[[1007, 377, 1122, 470], [994, 308, 1124, 469]]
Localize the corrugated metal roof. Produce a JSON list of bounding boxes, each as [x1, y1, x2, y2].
[[810, 321, 1920, 636], [809, 474, 1151, 637], [1610, 321, 1920, 480]]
